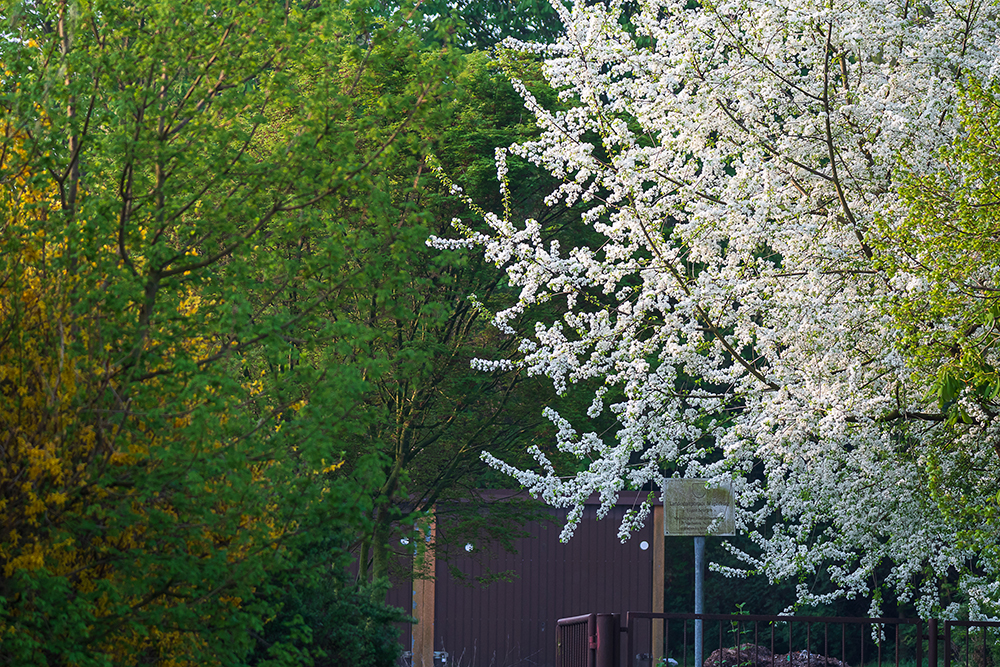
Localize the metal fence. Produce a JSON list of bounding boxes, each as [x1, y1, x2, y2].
[[943, 620, 1000, 667], [558, 613, 1000, 667], [627, 613, 925, 667]]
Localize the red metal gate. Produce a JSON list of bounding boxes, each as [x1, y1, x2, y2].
[[557, 613, 622, 667], [557, 614, 596, 667]]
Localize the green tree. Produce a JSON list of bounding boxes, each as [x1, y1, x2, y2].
[[877, 80, 1000, 589], [0, 0, 455, 663], [420, 0, 565, 51], [337, 49, 579, 585]]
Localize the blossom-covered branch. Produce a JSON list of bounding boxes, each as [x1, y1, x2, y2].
[[436, 0, 1000, 616]]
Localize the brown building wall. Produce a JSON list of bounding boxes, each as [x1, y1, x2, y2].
[[423, 492, 662, 667], [388, 568, 414, 658]]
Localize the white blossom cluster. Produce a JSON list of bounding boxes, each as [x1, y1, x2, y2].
[[446, 0, 1000, 615]]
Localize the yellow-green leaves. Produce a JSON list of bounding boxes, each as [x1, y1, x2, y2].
[[0, 1, 456, 664]]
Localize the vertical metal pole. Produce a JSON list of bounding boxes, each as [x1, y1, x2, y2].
[[695, 536, 705, 667], [596, 613, 618, 667], [944, 622, 951, 667]]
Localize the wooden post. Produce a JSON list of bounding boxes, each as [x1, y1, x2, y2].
[[412, 513, 436, 667], [653, 504, 666, 667]]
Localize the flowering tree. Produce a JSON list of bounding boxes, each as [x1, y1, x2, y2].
[[438, 0, 1000, 615]]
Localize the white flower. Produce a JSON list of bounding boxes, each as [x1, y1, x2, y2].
[[445, 0, 1000, 613]]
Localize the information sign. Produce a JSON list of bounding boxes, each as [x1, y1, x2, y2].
[[663, 479, 735, 536]]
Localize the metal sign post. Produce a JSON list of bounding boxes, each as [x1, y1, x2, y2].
[[663, 479, 735, 667], [694, 535, 705, 667]]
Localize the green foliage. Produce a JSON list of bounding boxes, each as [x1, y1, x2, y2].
[[419, 0, 566, 51], [0, 3, 611, 662], [341, 47, 578, 584], [250, 571, 410, 667], [880, 80, 1000, 415], [874, 80, 1000, 572], [0, 0, 458, 663]]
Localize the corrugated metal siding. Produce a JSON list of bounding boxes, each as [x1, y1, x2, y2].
[[434, 502, 655, 667], [387, 562, 413, 657]]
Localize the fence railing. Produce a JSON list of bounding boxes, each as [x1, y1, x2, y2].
[[943, 620, 1000, 667], [626, 613, 926, 667], [555, 612, 1000, 667], [559, 612, 1000, 667]]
